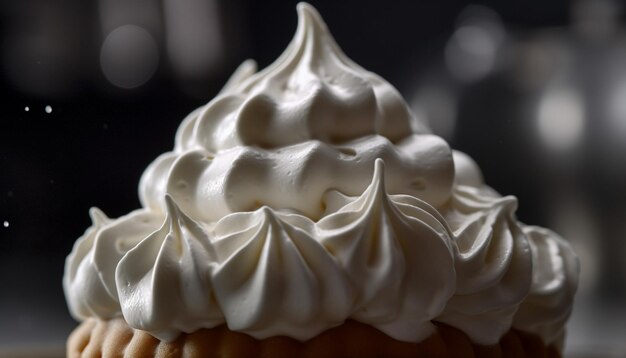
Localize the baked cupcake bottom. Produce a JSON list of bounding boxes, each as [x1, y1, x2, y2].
[[68, 318, 560, 358]]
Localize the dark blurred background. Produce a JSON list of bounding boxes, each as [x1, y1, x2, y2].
[[1, 0, 624, 355]]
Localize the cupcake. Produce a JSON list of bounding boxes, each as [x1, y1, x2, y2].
[[64, 3, 579, 357]]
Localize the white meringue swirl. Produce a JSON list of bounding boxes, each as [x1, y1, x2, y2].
[[64, 208, 162, 320], [138, 1, 454, 219], [116, 195, 222, 341], [66, 159, 456, 342], [435, 186, 533, 345], [176, 4, 414, 153], [210, 203, 354, 340], [317, 159, 455, 342], [512, 225, 580, 348], [140, 134, 452, 222], [64, 2, 579, 348]]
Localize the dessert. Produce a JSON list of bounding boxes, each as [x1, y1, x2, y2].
[[64, 3, 579, 357]]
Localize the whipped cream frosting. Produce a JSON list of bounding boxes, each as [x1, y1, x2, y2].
[[512, 225, 579, 349], [64, 2, 579, 348], [436, 185, 533, 345]]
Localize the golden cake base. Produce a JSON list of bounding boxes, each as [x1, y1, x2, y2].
[[68, 318, 560, 358]]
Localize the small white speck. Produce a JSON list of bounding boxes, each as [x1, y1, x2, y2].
[[3, 221, 8, 228], [24, 106, 29, 112], [45, 105, 52, 114]]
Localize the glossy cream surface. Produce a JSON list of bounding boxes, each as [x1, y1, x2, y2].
[[64, 3, 579, 346]]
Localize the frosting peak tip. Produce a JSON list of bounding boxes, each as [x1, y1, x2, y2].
[[296, 2, 319, 19], [296, 2, 328, 35], [88, 207, 108, 225], [370, 158, 387, 193], [219, 59, 258, 95], [259, 206, 274, 216], [163, 194, 181, 219], [373, 158, 385, 178]]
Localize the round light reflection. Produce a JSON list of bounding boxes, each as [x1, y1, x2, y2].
[[445, 25, 497, 83], [100, 25, 159, 89], [537, 88, 585, 151]]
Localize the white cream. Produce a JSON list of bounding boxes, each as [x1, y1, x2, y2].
[[115, 195, 223, 341], [138, 1, 454, 221], [64, 208, 163, 320], [140, 134, 452, 223], [67, 159, 456, 342], [210, 159, 456, 342], [442, 148, 579, 347], [512, 225, 580, 349], [64, 2, 579, 347], [174, 2, 414, 152], [317, 160, 455, 342], [436, 186, 533, 345]]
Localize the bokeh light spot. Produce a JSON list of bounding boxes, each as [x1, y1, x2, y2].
[[537, 88, 585, 151], [100, 25, 159, 89]]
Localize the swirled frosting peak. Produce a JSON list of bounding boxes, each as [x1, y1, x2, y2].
[[115, 195, 222, 341], [64, 2, 579, 350], [137, 2, 454, 221], [176, 2, 414, 153]]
